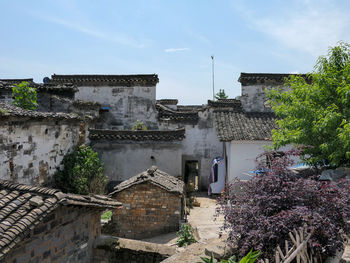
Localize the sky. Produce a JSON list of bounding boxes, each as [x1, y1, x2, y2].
[[1, 0, 350, 104]]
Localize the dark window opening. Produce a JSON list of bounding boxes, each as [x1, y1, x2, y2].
[[213, 163, 218, 183]]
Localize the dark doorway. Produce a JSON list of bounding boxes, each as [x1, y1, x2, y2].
[[184, 160, 199, 191]]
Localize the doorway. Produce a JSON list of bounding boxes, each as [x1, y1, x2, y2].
[[184, 160, 199, 191]]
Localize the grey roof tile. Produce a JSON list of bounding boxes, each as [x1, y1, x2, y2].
[[0, 102, 80, 120], [110, 166, 184, 195], [89, 128, 185, 141], [214, 109, 277, 141], [0, 180, 121, 259]]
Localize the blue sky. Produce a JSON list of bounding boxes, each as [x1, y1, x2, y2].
[[1, 0, 350, 104]]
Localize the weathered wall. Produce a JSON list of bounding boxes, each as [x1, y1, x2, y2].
[[3, 206, 101, 263], [240, 84, 289, 112], [107, 182, 182, 239], [159, 109, 223, 190], [75, 86, 158, 130], [91, 141, 182, 184], [0, 118, 83, 185], [227, 141, 272, 181]]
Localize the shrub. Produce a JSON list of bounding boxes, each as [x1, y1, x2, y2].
[[12, 81, 38, 110], [216, 149, 350, 260], [101, 210, 112, 220], [55, 145, 108, 195], [176, 224, 197, 247], [132, 120, 147, 131]]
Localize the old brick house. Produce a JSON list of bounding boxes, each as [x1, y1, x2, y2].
[[0, 180, 121, 263], [107, 166, 184, 239]]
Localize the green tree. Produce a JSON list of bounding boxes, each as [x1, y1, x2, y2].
[[55, 145, 108, 195], [267, 42, 350, 167], [12, 81, 38, 110], [215, 89, 228, 100]]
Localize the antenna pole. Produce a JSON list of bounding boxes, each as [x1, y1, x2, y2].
[[211, 55, 215, 100]]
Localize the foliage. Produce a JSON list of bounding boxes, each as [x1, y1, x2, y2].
[[132, 120, 147, 131], [267, 42, 350, 167], [176, 224, 197, 247], [197, 250, 260, 263], [0, 108, 8, 115], [216, 149, 350, 260], [215, 89, 228, 100], [101, 210, 112, 220], [55, 145, 108, 195], [12, 81, 38, 110]]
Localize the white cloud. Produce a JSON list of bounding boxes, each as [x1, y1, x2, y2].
[[32, 13, 146, 48], [234, 0, 350, 56], [164, 48, 190, 53]]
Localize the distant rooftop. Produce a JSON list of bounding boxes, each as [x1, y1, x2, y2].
[[238, 72, 310, 86], [50, 74, 159, 87]]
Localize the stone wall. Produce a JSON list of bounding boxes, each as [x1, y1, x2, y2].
[[0, 117, 83, 185], [94, 237, 175, 263], [107, 182, 182, 239], [91, 141, 182, 186], [75, 85, 158, 130], [3, 206, 101, 263]]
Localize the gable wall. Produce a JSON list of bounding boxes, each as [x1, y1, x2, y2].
[[75, 85, 158, 130]]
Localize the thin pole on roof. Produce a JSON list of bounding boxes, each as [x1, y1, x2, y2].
[[211, 55, 215, 100]]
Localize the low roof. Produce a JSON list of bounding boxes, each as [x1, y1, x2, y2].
[[214, 109, 277, 141], [207, 99, 242, 109], [156, 99, 179, 105], [156, 103, 199, 123], [110, 166, 184, 195], [50, 74, 159, 87], [89, 128, 185, 141], [0, 102, 80, 121], [0, 180, 121, 259]]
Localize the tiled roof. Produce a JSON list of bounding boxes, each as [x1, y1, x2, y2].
[[89, 128, 185, 141], [238, 72, 310, 86], [0, 102, 80, 121], [50, 74, 159, 87], [208, 99, 242, 109], [0, 79, 34, 84], [156, 103, 199, 122], [214, 109, 277, 141], [0, 180, 121, 259], [156, 99, 178, 105], [0, 80, 77, 93], [110, 166, 184, 195]]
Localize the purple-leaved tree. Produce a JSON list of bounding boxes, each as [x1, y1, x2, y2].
[[216, 149, 350, 260]]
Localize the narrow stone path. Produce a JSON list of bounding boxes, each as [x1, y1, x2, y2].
[[187, 195, 224, 241]]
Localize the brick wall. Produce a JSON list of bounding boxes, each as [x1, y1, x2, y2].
[[3, 206, 101, 263], [108, 182, 182, 239]]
